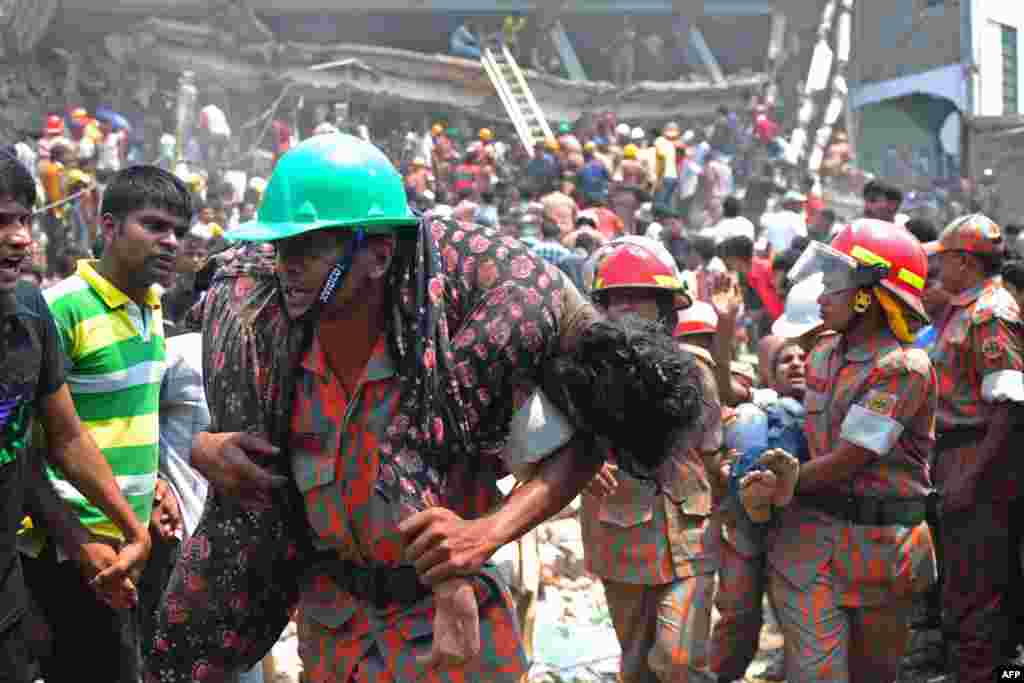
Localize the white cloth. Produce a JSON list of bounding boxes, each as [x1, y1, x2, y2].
[[158, 333, 211, 539], [645, 221, 665, 241], [199, 105, 232, 138], [97, 131, 123, 172], [713, 216, 756, 244], [761, 209, 808, 253]]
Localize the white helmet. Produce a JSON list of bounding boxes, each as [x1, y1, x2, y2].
[[771, 272, 824, 339], [674, 301, 719, 338], [616, 122, 632, 137], [631, 126, 645, 141]]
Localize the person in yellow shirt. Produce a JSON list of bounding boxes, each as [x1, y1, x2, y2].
[[653, 122, 681, 213]]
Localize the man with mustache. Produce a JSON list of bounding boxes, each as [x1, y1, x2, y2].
[[23, 164, 190, 682]]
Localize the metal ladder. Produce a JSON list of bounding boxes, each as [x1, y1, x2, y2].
[[481, 43, 554, 157]]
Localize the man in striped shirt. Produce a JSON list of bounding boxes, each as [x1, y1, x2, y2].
[[25, 166, 192, 683]]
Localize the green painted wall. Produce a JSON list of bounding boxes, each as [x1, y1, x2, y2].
[[857, 94, 959, 181]]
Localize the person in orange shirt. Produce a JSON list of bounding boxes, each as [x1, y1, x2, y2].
[[404, 157, 434, 200]]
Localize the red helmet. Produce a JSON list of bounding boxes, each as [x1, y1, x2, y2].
[[830, 218, 928, 320], [592, 239, 691, 310], [45, 115, 64, 136]]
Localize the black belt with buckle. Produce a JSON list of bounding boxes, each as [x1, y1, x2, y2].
[[935, 426, 987, 453], [311, 554, 431, 608], [799, 494, 928, 527]]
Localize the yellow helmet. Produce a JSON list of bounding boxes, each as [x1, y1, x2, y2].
[[431, 123, 443, 136], [583, 141, 597, 153], [479, 128, 493, 141], [623, 144, 639, 160], [544, 137, 560, 152], [411, 156, 426, 167]]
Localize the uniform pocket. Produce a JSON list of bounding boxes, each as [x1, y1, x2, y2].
[[834, 522, 935, 606], [291, 432, 338, 493], [598, 473, 657, 528], [290, 431, 342, 546]]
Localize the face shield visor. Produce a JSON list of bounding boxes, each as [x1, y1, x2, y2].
[[787, 241, 887, 296]]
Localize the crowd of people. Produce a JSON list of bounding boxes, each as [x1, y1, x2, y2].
[[0, 88, 1022, 683]]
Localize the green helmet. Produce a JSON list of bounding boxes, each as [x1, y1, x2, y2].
[[558, 121, 571, 134], [229, 133, 419, 243], [446, 126, 460, 138]]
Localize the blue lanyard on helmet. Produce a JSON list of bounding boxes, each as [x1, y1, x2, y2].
[[316, 228, 366, 307]]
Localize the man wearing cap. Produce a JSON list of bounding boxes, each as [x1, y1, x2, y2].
[[760, 191, 808, 255], [150, 134, 706, 682], [580, 237, 721, 683], [653, 123, 681, 214], [926, 214, 1024, 683]]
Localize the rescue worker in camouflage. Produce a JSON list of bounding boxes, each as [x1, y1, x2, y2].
[[579, 236, 722, 683], [709, 274, 826, 683], [924, 214, 1024, 682], [150, 135, 707, 682], [767, 220, 938, 682]]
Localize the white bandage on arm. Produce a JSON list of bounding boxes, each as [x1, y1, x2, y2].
[[502, 389, 576, 481], [839, 403, 904, 457], [981, 370, 1024, 404]]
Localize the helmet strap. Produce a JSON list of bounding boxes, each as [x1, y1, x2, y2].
[[313, 229, 366, 313]]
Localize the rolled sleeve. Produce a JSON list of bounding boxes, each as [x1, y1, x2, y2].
[[840, 404, 905, 456], [982, 369, 1024, 404], [502, 389, 575, 480]]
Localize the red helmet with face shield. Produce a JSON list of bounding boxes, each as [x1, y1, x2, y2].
[[788, 219, 928, 323]]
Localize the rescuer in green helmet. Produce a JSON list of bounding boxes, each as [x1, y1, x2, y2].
[[150, 133, 707, 682]]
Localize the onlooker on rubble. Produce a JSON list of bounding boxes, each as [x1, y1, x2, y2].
[[450, 19, 482, 60]]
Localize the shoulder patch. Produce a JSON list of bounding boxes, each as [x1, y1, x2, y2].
[[981, 337, 1003, 362], [863, 390, 898, 417]]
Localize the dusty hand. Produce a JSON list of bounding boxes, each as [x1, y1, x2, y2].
[[739, 469, 778, 523], [758, 449, 800, 507], [76, 541, 139, 610], [710, 271, 744, 321], [399, 508, 498, 586], [584, 461, 618, 499], [150, 478, 182, 541], [191, 432, 288, 502], [719, 448, 740, 483], [417, 578, 481, 675]]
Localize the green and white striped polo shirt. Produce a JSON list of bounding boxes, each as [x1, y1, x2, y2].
[[44, 260, 166, 539]]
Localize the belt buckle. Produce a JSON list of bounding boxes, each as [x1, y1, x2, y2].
[[352, 566, 378, 606], [844, 495, 857, 523]]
